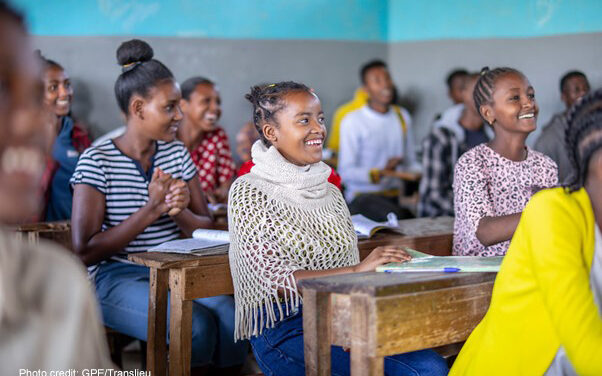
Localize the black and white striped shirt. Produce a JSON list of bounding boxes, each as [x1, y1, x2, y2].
[[70, 139, 197, 258]]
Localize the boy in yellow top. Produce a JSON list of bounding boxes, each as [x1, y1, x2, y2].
[[450, 89, 602, 375]]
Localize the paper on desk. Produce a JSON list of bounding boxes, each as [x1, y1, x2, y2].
[[148, 238, 228, 255], [192, 228, 230, 242], [376, 248, 502, 272], [352, 213, 403, 239]]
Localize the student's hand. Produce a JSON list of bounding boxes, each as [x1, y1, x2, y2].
[[214, 185, 230, 204], [205, 191, 218, 205], [166, 179, 190, 216], [383, 157, 403, 172], [147, 168, 173, 215], [353, 246, 411, 273]]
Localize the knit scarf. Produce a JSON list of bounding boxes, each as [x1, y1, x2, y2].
[[228, 141, 359, 340], [250, 140, 332, 204]]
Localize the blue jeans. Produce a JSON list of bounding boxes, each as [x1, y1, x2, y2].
[[250, 304, 448, 376], [94, 261, 248, 367]]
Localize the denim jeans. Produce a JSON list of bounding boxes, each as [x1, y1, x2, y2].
[[249, 304, 448, 376], [94, 261, 248, 367]]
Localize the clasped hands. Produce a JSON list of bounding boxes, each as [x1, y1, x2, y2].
[[148, 168, 190, 217]]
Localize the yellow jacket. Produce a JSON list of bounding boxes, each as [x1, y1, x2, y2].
[[327, 88, 369, 153], [450, 187, 602, 376]]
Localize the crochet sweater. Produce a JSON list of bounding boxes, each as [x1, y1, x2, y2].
[[228, 141, 359, 340]]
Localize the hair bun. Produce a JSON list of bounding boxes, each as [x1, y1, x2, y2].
[[116, 39, 154, 66], [480, 66, 490, 76]]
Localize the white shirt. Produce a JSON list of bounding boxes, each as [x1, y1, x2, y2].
[[338, 105, 419, 201]]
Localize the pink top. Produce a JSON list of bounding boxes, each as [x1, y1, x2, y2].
[[453, 143, 558, 256]]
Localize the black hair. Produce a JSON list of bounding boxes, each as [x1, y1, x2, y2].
[[114, 39, 174, 114], [0, 1, 24, 29], [560, 70, 588, 93], [245, 81, 312, 147], [446, 69, 468, 89], [34, 49, 63, 71], [473, 66, 523, 123], [360, 59, 387, 84], [564, 89, 602, 192], [181, 76, 214, 101]]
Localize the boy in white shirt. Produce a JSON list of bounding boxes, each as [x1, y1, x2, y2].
[[338, 60, 419, 221]]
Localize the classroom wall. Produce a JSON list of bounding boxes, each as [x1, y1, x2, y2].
[[388, 0, 602, 41], [17, 0, 602, 149], [31, 36, 387, 144]]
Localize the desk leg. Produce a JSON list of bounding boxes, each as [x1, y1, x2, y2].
[[147, 268, 168, 376], [350, 294, 383, 376], [169, 269, 192, 376], [302, 289, 331, 376]]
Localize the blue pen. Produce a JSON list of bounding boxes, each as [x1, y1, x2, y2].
[[383, 267, 461, 273]]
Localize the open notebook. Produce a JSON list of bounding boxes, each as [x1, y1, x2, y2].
[[376, 248, 503, 273], [352, 213, 403, 239], [147, 229, 229, 255]]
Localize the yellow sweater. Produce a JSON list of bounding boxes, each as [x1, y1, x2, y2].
[[327, 88, 369, 153], [450, 187, 602, 376]]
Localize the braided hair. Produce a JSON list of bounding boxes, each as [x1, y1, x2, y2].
[[245, 81, 312, 147], [114, 39, 174, 114], [34, 49, 62, 70], [564, 89, 602, 192], [473, 66, 523, 124]]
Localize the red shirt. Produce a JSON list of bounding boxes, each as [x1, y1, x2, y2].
[[237, 160, 342, 191], [190, 127, 236, 193]]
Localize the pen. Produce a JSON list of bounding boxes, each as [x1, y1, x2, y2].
[[383, 267, 461, 273]]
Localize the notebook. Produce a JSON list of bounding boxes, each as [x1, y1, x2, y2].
[[376, 248, 503, 273], [147, 229, 229, 255], [352, 213, 403, 239]]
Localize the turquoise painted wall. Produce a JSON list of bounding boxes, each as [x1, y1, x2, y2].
[[388, 0, 602, 41], [12, 0, 388, 41], [12, 0, 602, 41]]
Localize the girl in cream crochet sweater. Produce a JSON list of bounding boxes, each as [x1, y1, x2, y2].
[[228, 82, 447, 376]]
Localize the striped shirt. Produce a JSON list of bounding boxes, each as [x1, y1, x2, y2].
[[70, 139, 197, 259]]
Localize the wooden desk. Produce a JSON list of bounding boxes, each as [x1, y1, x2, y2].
[[299, 272, 495, 376], [128, 216, 454, 376], [358, 217, 453, 258], [13, 220, 72, 250]]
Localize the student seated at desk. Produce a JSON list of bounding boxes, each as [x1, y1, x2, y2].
[[228, 81, 448, 376], [177, 77, 236, 204], [338, 60, 420, 222], [70, 39, 247, 375], [453, 67, 558, 257], [419, 72, 492, 218], [450, 89, 602, 376], [36, 51, 92, 221], [0, 2, 112, 372]]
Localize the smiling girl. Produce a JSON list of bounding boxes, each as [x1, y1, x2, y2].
[[36, 51, 91, 221], [177, 77, 236, 204], [453, 67, 558, 256], [228, 82, 448, 376], [70, 39, 247, 373]]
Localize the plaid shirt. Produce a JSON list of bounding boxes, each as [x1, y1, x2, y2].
[[418, 127, 465, 217]]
